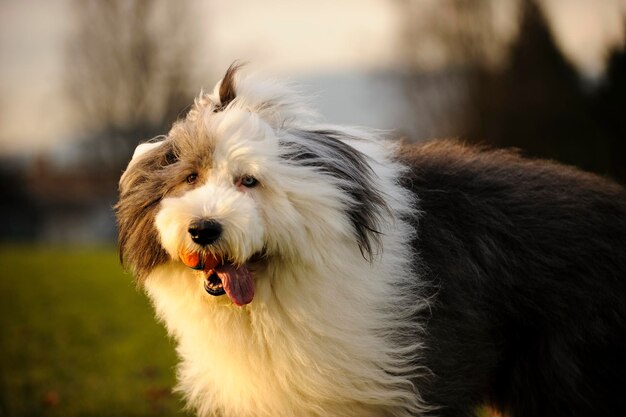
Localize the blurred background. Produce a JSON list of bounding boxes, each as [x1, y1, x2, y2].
[[0, 0, 624, 415]]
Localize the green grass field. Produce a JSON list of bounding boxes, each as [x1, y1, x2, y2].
[[0, 245, 493, 417], [0, 245, 188, 417]]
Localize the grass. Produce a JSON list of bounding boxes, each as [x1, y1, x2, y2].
[[0, 245, 187, 417], [0, 245, 496, 417]]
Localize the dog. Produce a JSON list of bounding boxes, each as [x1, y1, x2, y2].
[[116, 65, 626, 417]]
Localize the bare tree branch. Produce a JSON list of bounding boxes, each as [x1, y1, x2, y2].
[[65, 0, 205, 169]]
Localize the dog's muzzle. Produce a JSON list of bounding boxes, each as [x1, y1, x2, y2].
[[180, 220, 256, 306]]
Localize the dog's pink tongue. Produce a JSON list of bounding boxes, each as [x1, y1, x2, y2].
[[215, 264, 254, 306]]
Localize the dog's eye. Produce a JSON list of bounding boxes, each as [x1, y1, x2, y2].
[[186, 173, 198, 184], [240, 176, 258, 188]]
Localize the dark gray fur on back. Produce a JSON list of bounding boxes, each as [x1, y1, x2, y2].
[[396, 140, 626, 417]]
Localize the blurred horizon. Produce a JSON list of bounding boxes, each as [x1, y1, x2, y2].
[[1, 0, 625, 244], [0, 0, 624, 156]]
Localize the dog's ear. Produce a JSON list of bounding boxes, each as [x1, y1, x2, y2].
[[281, 130, 389, 261], [117, 138, 176, 279], [215, 63, 243, 111]]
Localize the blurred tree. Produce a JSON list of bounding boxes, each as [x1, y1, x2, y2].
[[65, 0, 205, 171], [395, 0, 517, 139], [594, 36, 626, 183], [465, 0, 607, 177], [396, 0, 512, 70], [398, 0, 625, 183], [0, 162, 41, 240]]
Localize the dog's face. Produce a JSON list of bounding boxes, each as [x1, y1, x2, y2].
[[116, 65, 387, 306]]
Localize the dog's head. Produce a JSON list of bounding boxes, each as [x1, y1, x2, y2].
[[115, 64, 388, 306]]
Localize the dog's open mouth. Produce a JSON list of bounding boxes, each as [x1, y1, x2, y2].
[[204, 271, 225, 296], [179, 251, 255, 306]]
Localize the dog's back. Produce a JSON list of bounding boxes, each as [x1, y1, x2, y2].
[[398, 140, 626, 416]]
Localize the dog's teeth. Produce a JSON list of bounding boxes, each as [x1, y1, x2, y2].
[[203, 269, 224, 292]]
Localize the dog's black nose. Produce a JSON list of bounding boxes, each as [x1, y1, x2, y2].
[[188, 220, 223, 246]]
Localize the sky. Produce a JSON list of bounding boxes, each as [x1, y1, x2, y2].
[[0, 0, 624, 156], [542, 0, 626, 76]]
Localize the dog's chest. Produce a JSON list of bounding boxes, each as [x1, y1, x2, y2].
[[146, 274, 326, 415], [174, 305, 350, 416]]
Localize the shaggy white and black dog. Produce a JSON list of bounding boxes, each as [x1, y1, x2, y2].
[[116, 65, 626, 417]]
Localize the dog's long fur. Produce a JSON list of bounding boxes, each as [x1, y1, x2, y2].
[[116, 66, 626, 417]]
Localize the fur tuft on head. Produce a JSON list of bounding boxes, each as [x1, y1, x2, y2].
[[215, 62, 242, 112]]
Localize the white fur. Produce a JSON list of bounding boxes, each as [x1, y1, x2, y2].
[[131, 140, 164, 161], [140, 70, 428, 417]]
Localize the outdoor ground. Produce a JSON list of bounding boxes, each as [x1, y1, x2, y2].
[[0, 245, 492, 417], [0, 245, 187, 417]]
